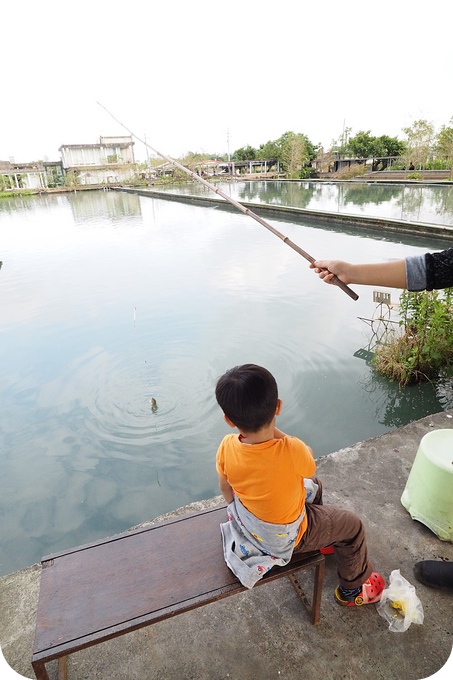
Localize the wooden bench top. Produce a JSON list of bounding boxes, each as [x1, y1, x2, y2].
[[32, 505, 324, 675]]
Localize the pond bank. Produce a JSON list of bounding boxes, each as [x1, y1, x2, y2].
[[1, 409, 452, 680], [116, 187, 453, 243]]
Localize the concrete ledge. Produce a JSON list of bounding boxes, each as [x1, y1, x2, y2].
[[1, 411, 453, 679], [117, 187, 453, 243]]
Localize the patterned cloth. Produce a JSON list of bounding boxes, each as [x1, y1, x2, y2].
[[220, 495, 306, 589]]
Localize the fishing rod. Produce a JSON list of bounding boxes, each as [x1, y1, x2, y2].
[[97, 102, 358, 301]]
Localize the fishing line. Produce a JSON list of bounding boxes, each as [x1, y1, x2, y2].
[[97, 102, 358, 301]]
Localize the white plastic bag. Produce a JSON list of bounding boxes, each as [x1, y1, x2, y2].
[[376, 569, 424, 632]]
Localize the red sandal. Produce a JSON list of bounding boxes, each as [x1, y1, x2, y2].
[[334, 572, 385, 607]]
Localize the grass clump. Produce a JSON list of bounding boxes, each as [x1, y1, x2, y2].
[[373, 288, 453, 385]]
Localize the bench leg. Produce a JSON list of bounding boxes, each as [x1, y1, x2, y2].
[[32, 655, 67, 680], [288, 559, 325, 625], [31, 660, 50, 680], [58, 656, 68, 680], [311, 559, 325, 625]]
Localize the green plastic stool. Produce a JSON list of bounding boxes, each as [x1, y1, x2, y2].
[[401, 429, 453, 542]]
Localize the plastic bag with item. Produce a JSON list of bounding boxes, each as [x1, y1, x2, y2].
[[376, 569, 424, 632]]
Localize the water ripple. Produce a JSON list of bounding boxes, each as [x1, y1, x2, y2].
[[75, 348, 215, 448]]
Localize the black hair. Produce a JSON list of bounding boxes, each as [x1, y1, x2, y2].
[[215, 364, 278, 432]]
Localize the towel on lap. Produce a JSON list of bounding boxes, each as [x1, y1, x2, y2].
[[220, 495, 306, 589]]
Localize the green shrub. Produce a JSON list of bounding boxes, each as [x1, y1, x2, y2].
[[373, 288, 453, 385], [424, 158, 451, 170], [299, 167, 318, 179]]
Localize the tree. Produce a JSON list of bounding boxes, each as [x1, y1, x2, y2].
[[64, 170, 79, 189], [401, 119, 435, 175], [374, 135, 406, 158], [436, 118, 453, 179], [315, 147, 335, 173], [280, 132, 307, 177], [0, 174, 13, 191], [256, 131, 317, 177], [232, 145, 257, 161], [348, 131, 375, 158], [181, 151, 211, 169], [256, 139, 281, 160], [348, 131, 406, 169]]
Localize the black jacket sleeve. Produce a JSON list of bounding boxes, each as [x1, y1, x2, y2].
[[425, 248, 453, 290]]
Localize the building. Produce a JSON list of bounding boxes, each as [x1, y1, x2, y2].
[[59, 135, 136, 185], [0, 160, 64, 190]]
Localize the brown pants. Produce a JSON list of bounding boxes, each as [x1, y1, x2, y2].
[[294, 477, 373, 589]]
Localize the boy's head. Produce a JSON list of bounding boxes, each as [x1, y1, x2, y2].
[[215, 364, 279, 433]]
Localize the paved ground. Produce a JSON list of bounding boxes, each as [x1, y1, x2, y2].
[[1, 410, 452, 680]]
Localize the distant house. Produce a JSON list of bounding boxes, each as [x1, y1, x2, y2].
[[189, 159, 280, 177], [59, 135, 136, 185], [0, 160, 64, 190]]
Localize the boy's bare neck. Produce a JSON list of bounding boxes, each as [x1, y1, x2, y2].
[[238, 425, 274, 445]]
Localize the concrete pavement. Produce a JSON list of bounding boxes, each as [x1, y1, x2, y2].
[[1, 410, 453, 680]]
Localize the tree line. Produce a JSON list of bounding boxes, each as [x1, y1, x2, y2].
[[178, 117, 453, 179]]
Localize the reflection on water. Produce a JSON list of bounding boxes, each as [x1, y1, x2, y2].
[[69, 188, 143, 223], [0, 189, 452, 575], [158, 180, 453, 226]]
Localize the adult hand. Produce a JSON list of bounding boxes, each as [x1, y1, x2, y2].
[[309, 260, 353, 285]]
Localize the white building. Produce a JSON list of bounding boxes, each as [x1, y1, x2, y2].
[[59, 136, 136, 185], [0, 160, 64, 190]]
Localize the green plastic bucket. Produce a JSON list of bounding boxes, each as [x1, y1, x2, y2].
[[401, 429, 453, 542]]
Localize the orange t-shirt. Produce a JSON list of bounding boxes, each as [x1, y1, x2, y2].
[[216, 433, 316, 544]]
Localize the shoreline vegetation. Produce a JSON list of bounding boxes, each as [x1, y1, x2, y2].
[[374, 289, 453, 386], [2, 119, 453, 194], [1, 170, 453, 201]]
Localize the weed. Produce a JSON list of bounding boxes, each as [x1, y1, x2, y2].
[[373, 288, 453, 385]]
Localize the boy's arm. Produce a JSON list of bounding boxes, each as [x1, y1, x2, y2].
[[218, 474, 234, 504]]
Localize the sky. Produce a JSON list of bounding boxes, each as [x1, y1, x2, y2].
[[1, 0, 452, 165]]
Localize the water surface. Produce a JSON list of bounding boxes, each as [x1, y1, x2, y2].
[[0, 189, 451, 575], [157, 179, 453, 226]]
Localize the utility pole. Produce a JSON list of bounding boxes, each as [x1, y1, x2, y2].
[[341, 119, 345, 159], [144, 133, 150, 167]]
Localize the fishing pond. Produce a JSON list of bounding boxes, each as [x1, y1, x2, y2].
[[0, 187, 452, 575], [157, 179, 453, 226]]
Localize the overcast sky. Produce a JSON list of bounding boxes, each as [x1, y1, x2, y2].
[[2, 0, 452, 164]]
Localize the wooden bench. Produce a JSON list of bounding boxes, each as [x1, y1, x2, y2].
[[32, 504, 325, 680]]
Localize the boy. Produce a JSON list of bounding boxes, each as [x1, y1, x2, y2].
[[215, 363, 384, 606]]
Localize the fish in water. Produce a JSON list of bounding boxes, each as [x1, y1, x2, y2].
[[150, 397, 158, 412]]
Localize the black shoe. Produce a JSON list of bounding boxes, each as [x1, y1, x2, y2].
[[413, 560, 453, 590]]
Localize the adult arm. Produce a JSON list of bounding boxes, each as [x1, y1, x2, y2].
[[311, 249, 453, 292], [309, 259, 408, 288]]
